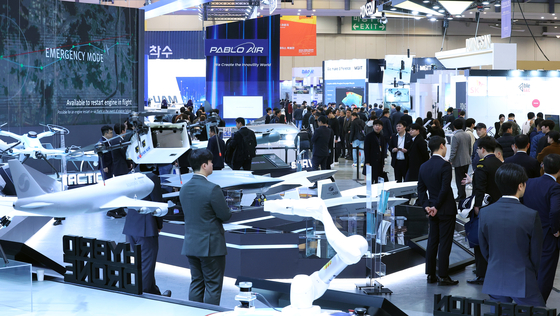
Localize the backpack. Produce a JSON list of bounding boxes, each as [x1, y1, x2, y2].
[[240, 129, 256, 159]]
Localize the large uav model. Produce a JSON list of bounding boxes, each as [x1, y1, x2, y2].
[[0, 160, 169, 229]]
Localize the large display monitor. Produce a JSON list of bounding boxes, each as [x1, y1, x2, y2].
[[223, 96, 263, 119], [0, 0, 141, 127]]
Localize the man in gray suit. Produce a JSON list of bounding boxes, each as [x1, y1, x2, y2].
[[479, 163, 544, 307], [180, 149, 232, 305], [449, 119, 473, 201]]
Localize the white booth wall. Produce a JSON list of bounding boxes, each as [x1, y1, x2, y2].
[[467, 73, 560, 131]]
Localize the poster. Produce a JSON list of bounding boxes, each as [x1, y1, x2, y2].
[[280, 16, 317, 56]]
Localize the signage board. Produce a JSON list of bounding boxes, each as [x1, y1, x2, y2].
[[280, 16, 317, 56], [501, 0, 511, 39], [324, 59, 367, 80], [465, 35, 492, 53], [351, 17, 386, 31], [205, 39, 269, 56], [360, 1, 377, 18]]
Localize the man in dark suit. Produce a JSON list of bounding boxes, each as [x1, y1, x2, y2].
[[456, 110, 466, 130], [123, 172, 170, 296], [497, 122, 515, 159], [401, 109, 413, 127], [207, 126, 226, 170], [405, 123, 429, 181], [417, 136, 458, 286], [390, 106, 404, 133], [443, 108, 455, 126], [227, 117, 257, 170], [180, 149, 232, 305], [522, 154, 560, 303], [389, 121, 412, 182], [468, 136, 503, 285], [363, 120, 387, 183], [98, 125, 113, 180], [380, 109, 393, 157], [504, 134, 541, 178], [479, 163, 544, 307], [110, 123, 130, 218], [264, 107, 272, 124], [311, 116, 334, 171]]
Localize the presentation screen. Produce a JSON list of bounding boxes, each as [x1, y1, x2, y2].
[[0, 0, 140, 127], [336, 88, 364, 107], [223, 96, 263, 119]]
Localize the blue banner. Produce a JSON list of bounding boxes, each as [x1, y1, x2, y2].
[[205, 39, 269, 56], [501, 0, 511, 39]]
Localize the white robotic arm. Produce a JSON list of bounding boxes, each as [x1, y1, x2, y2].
[[264, 198, 368, 314]]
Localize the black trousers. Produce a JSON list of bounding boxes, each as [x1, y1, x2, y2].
[[312, 155, 328, 171], [336, 137, 344, 158], [232, 159, 252, 171], [345, 134, 352, 158], [393, 159, 408, 183], [473, 245, 488, 278], [426, 214, 455, 278], [127, 235, 160, 295], [538, 230, 560, 303], [187, 255, 226, 306], [454, 165, 469, 200]]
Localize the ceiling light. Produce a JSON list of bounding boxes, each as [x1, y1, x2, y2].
[[470, 11, 473, 14], [297, 13, 300, 15], [438, 9, 444, 12], [483, 11, 486, 14], [482, 1, 489, 4], [555, 17, 558, 19], [412, 10, 419, 15], [495, 3, 501, 6], [541, 16, 545, 19], [391, 7, 397, 11], [553, 13, 556, 16], [556, 26, 558, 28], [433, 5, 440, 9], [313, 9, 316, 12], [447, 16, 453, 20], [430, 17, 437, 21], [423, 0, 430, 2], [427, 14, 433, 17], [415, 17, 422, 20]]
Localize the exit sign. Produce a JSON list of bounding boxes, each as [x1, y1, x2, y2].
[[351, 17, 387, 31]]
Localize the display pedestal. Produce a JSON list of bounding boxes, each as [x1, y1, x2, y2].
[[0, 260, 33, 312]]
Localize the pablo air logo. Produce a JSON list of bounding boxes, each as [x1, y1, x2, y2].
[[208, 42, 264, 54], [518, 83, 530, 93]]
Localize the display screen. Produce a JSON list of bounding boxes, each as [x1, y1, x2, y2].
[[280, 16, 316, 56], [223, 96, 263, 119], [0, 0, 140, 127], [385, 88, 410, 103], [336, 88, 364, 107]]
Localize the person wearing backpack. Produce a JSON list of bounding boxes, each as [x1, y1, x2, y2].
[[227, 117, 257, 170]]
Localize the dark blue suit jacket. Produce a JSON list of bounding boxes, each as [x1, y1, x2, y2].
[[523, 175, 560, 235], [417, 155, 457, 217], [479, 197, 542, 298], [311, 125, 333, 157], [504, 151, 541, 178], [122, 172, 163, 237]]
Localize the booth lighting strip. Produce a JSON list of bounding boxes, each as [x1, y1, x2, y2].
[[160, 232, 299, 249], [228, 216, 276, 225]]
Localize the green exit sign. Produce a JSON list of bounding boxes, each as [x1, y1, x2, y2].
[[351, 17, 387, 31]]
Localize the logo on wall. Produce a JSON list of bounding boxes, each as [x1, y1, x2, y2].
[[519, 83, 530, 93], [532, 99, 540, 108], [205, 39, 269, 56]]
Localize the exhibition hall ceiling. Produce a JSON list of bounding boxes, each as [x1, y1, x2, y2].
[[88, 0, 560, 23]]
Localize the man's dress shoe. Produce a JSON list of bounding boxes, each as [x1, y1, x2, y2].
[[438, 276, 459, 286]]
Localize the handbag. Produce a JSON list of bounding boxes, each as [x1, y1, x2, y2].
[[464, 214, 479, 247]]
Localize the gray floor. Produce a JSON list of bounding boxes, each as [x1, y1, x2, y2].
[[4, 157, 560, 315]]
